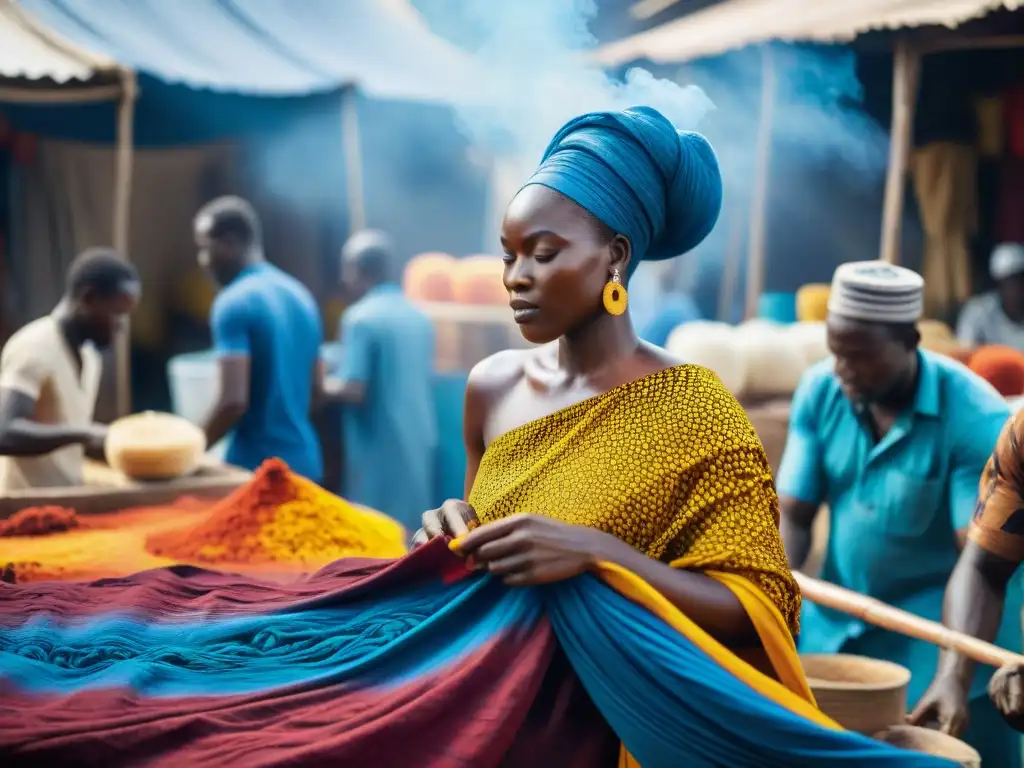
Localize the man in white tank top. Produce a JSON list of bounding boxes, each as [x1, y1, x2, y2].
[[0, 248, 140, 491]]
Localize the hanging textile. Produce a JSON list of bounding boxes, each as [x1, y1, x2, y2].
[[911, 142, 978, 318]]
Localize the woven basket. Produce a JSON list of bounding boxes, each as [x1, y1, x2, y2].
[[874, 725, 981, 767], [801, 654, 910, 735]]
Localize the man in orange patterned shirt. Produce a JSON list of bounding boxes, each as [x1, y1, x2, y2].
[[912, 408, 1024, 735]]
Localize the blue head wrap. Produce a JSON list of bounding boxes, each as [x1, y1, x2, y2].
[[521, 106, 723, 280]]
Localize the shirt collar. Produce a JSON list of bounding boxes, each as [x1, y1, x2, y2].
[[913, 350, 940, 418], [364, 282, 401, 299]]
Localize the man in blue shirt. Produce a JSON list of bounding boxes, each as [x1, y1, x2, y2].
[[194, 196, 323, 481], [778, 261, 1019, 766], [326, 230, 436, 534]]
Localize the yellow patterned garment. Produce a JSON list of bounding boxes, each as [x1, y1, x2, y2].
[[468, 363, 800, 634]]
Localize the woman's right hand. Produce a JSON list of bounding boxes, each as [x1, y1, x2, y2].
[[412, 500, 478, 547]]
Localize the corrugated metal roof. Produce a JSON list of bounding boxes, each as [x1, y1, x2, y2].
[[0, 0, 111, 82], [17, 0, 472, 101], [597, 0, 1024, 65]]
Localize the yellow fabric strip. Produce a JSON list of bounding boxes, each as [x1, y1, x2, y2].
[[593, 559, 841, 731]]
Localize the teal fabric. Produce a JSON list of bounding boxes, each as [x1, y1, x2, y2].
[[335, 283, 436, 531], [777, 352, 1019, 713], [522, 106, 722, 278]]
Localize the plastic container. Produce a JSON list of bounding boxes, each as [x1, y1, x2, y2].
[[757, 292, 797, 324], [167, 350, 224, 460]]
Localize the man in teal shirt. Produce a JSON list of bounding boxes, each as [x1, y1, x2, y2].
[[326, 230, 437, 536], [778, 261, 1019, 766]]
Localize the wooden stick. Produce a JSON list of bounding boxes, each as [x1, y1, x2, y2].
[[112, 68, 138, 418], [717, 207, 744, 322], [341, 84, 366, 233], [744, 44, 775, 320], [879, 37, 921, 266], [796, 572, 1024, 669]]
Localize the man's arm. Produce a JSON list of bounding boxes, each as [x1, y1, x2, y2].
[[955, 299, 985, 348], [323, 313, 371, 406], [203, 299, 252, 448], [933, 542, 1017, 697], [0, 345, 94, 456], [776, 370, 826, 569], [910, 412, 1024, 733], [0, 388, 92, 456]]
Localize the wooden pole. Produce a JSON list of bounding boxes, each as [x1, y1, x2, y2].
[[717, 209, 744, 322], [744, 44, 775, 320], [796, 572, 1024, 669], [340, 85, 366, 233], [879, 38, 921, 266], [112, 68, 137, 418]]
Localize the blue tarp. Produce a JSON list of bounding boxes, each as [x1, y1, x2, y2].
[[17, 0, 469, 101]]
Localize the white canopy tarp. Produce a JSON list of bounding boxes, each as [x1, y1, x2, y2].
[[596, 0, 1024, 65]]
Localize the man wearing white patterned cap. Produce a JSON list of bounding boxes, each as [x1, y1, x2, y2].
[[957, 242, 1024, 350], [777, 261, 1020, 766]]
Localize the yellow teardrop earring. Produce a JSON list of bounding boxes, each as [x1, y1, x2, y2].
[[602, 267, 628, 316]]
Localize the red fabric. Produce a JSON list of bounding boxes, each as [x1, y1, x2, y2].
[[0, 544, 618, 768]]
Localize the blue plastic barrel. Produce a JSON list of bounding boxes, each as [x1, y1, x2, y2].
[[757, 292, 797, 324]]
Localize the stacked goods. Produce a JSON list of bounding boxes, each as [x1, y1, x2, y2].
[[784, 321, 830, 368], [735, 320, 809, 398], [969, 345, 1024, 396], [668, 320, 826, 399], [796, 284, 830, 322], [146, 459, 407, 567], [918, 320, 971, 364], [403, 252, 456, 302], [450, 255, 507, 305], [666, 321, 747, 395], [105, 411, 206, 480]]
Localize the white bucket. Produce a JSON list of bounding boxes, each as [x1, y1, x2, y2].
[[167, 350, 226, 461]]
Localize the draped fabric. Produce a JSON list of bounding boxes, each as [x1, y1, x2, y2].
[[911, 142, 977, 319], [469, 364, 803, 635], [0, 541, 954, 767]]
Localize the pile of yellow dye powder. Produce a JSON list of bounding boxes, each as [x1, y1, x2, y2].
[[147, 459, 407, 567]]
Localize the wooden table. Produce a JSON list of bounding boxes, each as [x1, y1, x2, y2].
[[0, 458, 251, 518]]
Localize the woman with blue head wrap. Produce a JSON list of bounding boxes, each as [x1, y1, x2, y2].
[[416, 105, 816, 750], [414, 111, 952, 766]]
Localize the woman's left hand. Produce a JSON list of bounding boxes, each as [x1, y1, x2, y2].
[[454, 514, 615, 586]]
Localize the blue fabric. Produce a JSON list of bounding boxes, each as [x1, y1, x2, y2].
[[639, 293, 702, 347], [18, 0, 467, 101], [0, 566, 956, 766], [212, 262, 323, 481], [777, 352, 1019, 709], [523, 106, 723, 278], [335, 284, 436, 530]]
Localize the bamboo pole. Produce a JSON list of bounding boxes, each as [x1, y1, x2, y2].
[[796, 572, 1024, 669], [717, 208, 744, 322], [340, 84, 366, 233], [879, 38, 921, 266], [744, 44, 775, 320], [112, 68, 137, 418]]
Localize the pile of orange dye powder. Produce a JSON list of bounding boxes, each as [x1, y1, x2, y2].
[[146, 458, 406, 566]]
